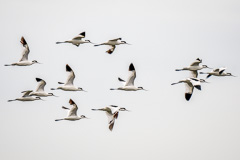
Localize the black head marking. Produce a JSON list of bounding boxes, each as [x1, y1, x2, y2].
[[129, 63, 135, 71], [66, 64, 72, 72], [36, 78, 42, 82]]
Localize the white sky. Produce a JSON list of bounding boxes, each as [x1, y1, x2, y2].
[[1, 0, 240, 160]]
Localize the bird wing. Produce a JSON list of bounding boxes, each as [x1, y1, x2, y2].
[[35, 78, 46, 92], [190, 70, 198, 78], [219, 67, 226, 74], [65, 64, 75, 86], [108, 118, 115, 131], [67, 99, 78, 117], [185, 83, 194, 101], [72, 32, 85, 40], [189, 78, 201, 86], [106, 45, 116, 54], [213, 68, 220, 72], [19, 37, 30, 61], [109, 38, 121, 42], [22, 90, 33, 97], [125, 63, 136, 86], [190, 58, 202, 66]]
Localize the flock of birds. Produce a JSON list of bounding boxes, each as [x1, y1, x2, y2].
[[4, 32, 236, 131], [172, 58, 236, 101]]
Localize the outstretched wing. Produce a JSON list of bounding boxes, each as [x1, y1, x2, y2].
[[190, 58, 202, 66], [185, 82, 194, 101], [67, 99, 78, 117], [72, 32, 85, 40], [219, 67, 226, 75], [65, 64, 75, 86], [125, 63, 136, 86], [22, 90, 33, 97], [106, 45, 116, 54], [19, 37, 30, 61], [35, 78, 46, 92]]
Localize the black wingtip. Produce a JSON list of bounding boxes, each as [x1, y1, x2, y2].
[[206, 74, 212, 79], [129, 63, 135, 71], [185, 93, 192, 101], [118, 77, 125, 82], [195, 85, 201, 90], [69, 99, 75, 105], [80, 32, 85, 37], [20, 36, 27, 45], [36, 78, 42, 82], [66, 64, 72, 72]]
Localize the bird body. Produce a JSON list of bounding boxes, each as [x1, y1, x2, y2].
[[51, 64, 86, 92], [55, 99, 88, 121], [92, 105, 129, 131], [8, 90, 42, 102], [175, 58, 211, 71], [171, 78, 207, 101], [5, 37, 39, 66], [94, 38, 130, 54], [56, 32, 93, 47], [110, 63, 146, 91], [29, 78, 55, 97], [200, 67, 236, 78]]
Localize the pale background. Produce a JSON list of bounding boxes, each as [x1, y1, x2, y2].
[[1, 0, 240, 160]]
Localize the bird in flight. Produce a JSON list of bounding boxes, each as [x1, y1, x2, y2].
[[92, 105, 129, 131], [8, 90, 42, 102], [200, 67, 236, 78], [56, 32, 94, 47], [55, 99, 88, 121], [94, 38, 130, 54], [110, 63, 146, 91], [5, 37, 40, 66], [51, 64, 86, 91]]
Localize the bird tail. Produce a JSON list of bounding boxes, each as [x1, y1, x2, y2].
[[199, 72, 207, 74], [55, 119, 64, 121], [58, 82, 64, 84], [4, 64, 11, 66], [175, 69, 182, 71]]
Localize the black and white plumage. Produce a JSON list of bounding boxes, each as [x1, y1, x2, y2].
[[28, 78, 56, 97], [56, 32, 93, 47], [51, 64, 86, 91], [55, 99, 88, 121], [110, 63, 146, 91], [200, 67, 236, 78], [94, 38, 130, 54], [8, 90, 42, 102], [175, 58, 211, 71], [4, 37, 40, 66], [92, 105, 129, 131], [171, 78, 208, 101]]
